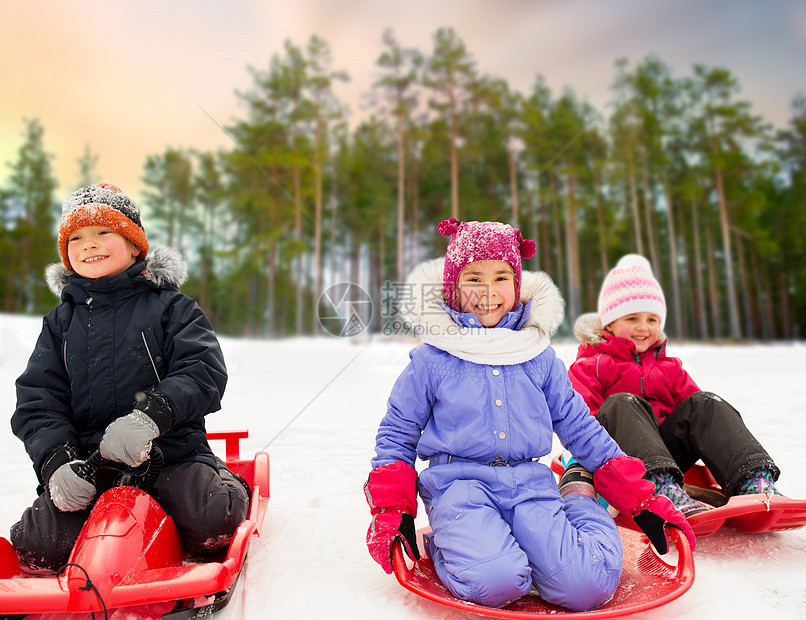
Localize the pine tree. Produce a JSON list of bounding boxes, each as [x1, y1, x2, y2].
[[424, 27, 477, 220], [306, 35, 349, 329], [374, 29, 422, 282], [75, 144, 99, 188], [2, 118, 58, 314], [684, 65, 770, 339]]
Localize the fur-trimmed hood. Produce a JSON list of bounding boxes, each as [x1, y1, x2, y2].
[[573, 312, 667, 346], [400, 258, 565, 365], [45, 246, 188, 297], [573, 312, 607, 345]]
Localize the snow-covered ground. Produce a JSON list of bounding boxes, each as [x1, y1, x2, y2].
[[1, 312, 805, 619]]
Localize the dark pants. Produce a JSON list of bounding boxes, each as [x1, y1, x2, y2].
[[10, 460, 250, 573], [595, 392, 779, 497]]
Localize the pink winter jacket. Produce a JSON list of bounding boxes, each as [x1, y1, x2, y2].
[[568, 313, 700, 425]]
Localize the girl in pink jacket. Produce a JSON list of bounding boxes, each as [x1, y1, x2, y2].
[[568, 255, 780, 517]]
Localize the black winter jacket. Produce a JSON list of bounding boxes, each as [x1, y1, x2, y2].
[[12, 247, 227, 485]]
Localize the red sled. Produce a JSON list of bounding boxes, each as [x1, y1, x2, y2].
[[549, 455, 806, 537], [392, 525, 694, 618], [0, 429, 269, 619], [680, 464, 806, 536]]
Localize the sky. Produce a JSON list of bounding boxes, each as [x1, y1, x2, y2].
[[2, 0, 805, 202]]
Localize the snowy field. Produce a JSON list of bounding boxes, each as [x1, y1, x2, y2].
[[1, 312, 805, 619]]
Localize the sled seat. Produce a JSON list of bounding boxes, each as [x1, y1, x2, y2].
[[393, 526, 694, 618]]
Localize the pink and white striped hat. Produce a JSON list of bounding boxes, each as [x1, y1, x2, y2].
[[598, 254, 666, 329]]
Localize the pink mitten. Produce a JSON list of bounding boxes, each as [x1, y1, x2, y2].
[[593, 455, 696, 553], [364, 460, 420, 573]]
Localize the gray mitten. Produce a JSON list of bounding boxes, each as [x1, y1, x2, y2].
[[49, 461, 96, 512], [99, 410, 159, 467], [99, 391, 173, 467]]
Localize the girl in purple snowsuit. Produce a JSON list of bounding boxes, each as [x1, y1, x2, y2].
[[364, 220, 695, 611]]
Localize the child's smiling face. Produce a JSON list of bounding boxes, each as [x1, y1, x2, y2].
[[457, 260, 517, 327], [67, 226, 140, 278], [606, 312, 661, 353]]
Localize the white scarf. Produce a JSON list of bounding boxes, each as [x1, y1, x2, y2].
[[400, 259, 565, 366]]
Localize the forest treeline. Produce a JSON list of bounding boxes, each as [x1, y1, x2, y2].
[[2, 28, 805, 340]]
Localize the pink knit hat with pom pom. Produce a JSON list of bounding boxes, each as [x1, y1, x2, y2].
[[438, 218, 537, 312]]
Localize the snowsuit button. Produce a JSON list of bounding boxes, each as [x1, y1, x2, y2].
[[492, 369, 500, 376], [498, 432, 506, 439], [495, 399, 502, 406]]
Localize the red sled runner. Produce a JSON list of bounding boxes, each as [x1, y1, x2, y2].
[[392, 525, 694, 619], [550, 456, 806, 537], [0, 430, 269, 620], [679, 464, 806, 536]]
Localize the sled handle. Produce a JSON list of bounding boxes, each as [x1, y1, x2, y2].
[[75, 446, 164, 491], [666, 525, 695, 579], [141, 447, 164, 489], [391, 540, 415, 580], [73, 450, 104, 481], [207, 429, 249, 462]]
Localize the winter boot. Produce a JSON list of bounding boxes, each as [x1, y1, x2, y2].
[[646, 470, 710, 517], [558, 463, 596, 499], [735, 468, 781, 496]]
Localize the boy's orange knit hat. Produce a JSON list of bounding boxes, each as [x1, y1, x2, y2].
[[58, 183, 149, 271]]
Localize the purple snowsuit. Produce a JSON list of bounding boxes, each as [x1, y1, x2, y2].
[[371, 259, 626, 611]]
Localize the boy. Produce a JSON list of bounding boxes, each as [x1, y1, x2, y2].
[[10, 183, 249, 572]]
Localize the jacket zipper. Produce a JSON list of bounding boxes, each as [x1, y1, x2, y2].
[[632, 351, 646, 397], [141, 332, 162, 383]]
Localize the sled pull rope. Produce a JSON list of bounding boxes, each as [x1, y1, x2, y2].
[[57, 562, 108, 619]]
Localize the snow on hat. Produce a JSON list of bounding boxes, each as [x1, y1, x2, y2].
[[58, 183, 149, 271], [438, 218, 537, 312], [598, 254, 666, 329]]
